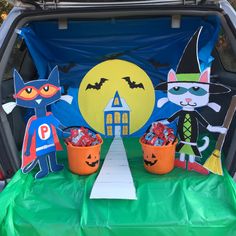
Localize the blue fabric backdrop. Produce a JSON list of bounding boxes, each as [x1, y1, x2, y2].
[[18, 16, 220, 136]]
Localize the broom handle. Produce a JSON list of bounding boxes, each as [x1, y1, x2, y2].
[[215, 95, 236, 150]]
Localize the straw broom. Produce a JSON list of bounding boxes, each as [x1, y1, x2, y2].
[[203, 95, 236, 176]]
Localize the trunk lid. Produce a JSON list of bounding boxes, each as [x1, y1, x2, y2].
[[8, 0, 220, 9]]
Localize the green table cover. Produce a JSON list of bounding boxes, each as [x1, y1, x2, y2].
[[0, 138, 236, 236]]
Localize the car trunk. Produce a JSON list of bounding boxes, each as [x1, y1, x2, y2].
[[3, 7, 234, 144], [1, 0, 236, 176], [0, 4, 236, 235]]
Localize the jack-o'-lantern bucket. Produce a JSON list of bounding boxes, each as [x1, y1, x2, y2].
[[139, 138, 177, 174], [66, 135, 103, 175]]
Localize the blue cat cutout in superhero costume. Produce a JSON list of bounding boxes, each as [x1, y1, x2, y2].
[[155, 27, 230, 175], [14, 66, 67, 179]]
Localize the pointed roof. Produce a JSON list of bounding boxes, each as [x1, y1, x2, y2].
[[112, 91, 122, 108], [104, 91, 130, 112]]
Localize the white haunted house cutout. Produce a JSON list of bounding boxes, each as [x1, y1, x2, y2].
[[104, 91, 130, 137]]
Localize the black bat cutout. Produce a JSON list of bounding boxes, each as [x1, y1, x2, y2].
[[59, 63, 76, 73], [122, 77, 145, 90], [86, 78, 108, 90]]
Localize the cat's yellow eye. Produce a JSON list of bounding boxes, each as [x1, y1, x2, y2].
[[39, 84, 60, 97], [17, 86, 38, 100]]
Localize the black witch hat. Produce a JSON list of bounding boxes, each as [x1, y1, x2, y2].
[[177, 27, 201, 75], [155, 27, 230, 94]]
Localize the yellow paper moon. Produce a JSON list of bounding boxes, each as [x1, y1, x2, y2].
[[78, 59, 155, 134]]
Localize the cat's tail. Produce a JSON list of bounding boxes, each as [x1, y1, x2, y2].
[[199, 136, 210, 152], [22, 159, 38, 174]]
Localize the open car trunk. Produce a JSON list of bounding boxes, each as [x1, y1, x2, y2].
[[0, 4, 236, 236]]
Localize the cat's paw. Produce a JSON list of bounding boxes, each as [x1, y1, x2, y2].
[[207, 125, 227, 134], [218, 127, 227, 134]]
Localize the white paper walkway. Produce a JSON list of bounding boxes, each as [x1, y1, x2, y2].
[[90, 137, 137, 200]]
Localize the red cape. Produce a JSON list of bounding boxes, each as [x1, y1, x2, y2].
[[21, 112, 63, 169]]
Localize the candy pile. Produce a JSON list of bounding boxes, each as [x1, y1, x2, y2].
[[66, 127, 102, 147], [141, 122, 176, 146]]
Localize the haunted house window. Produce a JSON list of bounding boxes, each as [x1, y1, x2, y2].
[[114, 112, 121, 123], [114, 98, 120, 106], [106, 114, 113, 124], [122, 113, 128, 124], [122, 126, 128, 135], [107, 126, 112, 136]]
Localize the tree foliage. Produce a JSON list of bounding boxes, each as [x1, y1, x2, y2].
[[229, 0, 236, 9], [0, 0, 12, 26]]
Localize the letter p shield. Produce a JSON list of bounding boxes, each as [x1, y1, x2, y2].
[[38, 124, 51, 140]]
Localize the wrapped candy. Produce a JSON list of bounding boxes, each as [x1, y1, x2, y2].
[[141, 122, 176, 146], [66, 127, 102, 147]]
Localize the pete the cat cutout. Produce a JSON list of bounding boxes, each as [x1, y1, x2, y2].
[[13, 66, 68, 179]]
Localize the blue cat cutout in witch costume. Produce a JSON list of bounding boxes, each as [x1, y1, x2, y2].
[[155, 27, 230, 175], [12, 66, 69, 179]]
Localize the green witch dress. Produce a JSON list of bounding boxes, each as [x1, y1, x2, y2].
[[167, 110, 209, 157]]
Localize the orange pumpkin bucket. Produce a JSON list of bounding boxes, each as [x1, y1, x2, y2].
[[139, 138, 177, 174], [65, 135, 103, 175]]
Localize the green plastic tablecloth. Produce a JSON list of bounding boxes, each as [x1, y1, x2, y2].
[[0, 137, 236, 236]]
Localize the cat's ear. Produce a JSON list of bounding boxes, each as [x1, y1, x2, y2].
[[47, 66, 60, 85], [13, 70, 25, 93], [199, 68, 210, 83], [168, 69, 177, 82]]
